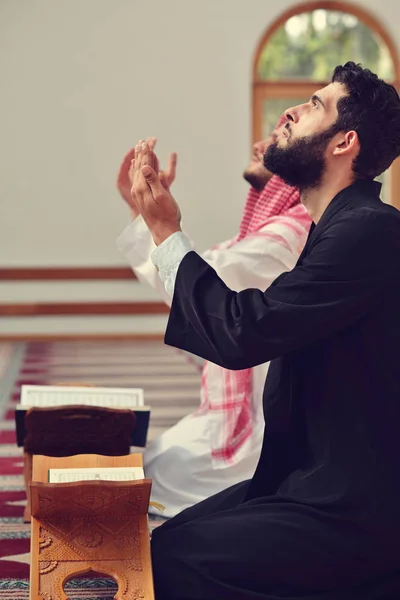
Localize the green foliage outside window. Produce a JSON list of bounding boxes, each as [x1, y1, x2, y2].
[[258, 10, 394, 81]]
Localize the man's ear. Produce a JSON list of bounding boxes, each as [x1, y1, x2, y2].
[[332, 130, 359, 157]]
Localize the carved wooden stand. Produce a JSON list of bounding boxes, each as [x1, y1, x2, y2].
[[29, 454, 154, 600], [23, 405, 136, 523]]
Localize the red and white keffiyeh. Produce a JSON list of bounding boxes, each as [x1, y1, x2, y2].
[[198, 125, 311, 466]]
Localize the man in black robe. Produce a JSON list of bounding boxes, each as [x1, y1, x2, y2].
[[130, 62, 400, 599]]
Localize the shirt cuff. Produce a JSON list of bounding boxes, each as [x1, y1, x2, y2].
[[151, 231, 193, 297], [116, 215, 155, 267]]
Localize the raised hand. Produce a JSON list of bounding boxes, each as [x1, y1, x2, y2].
[[116, 137, 157, 217], [131, 141, 182, 246], [117, 147, 137, 207], [116, 137, 177, 217]]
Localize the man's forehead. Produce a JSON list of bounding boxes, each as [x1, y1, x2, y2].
[[315, 82, 347, 108]]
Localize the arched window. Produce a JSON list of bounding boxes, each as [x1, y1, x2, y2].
[[252, 1, 400, 207]]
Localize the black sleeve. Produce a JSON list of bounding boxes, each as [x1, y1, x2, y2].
[[165, 212, 395, 369]]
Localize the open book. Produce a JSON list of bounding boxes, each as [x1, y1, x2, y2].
[[48, 466, 145, 483], [15, 384, 150, 448], [20, 384, 145, 408], [46, 464, 164, 513]]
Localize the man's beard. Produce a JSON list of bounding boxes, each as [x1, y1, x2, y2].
[[263, 125, 338, 191], [242, 168, 271, 191]]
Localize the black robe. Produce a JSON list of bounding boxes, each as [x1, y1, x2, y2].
[[151, 180, 400, 600]]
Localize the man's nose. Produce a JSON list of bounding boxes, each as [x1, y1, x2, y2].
[[285, 105, 300, 124]]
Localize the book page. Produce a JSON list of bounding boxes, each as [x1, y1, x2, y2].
[[48, 466, 145, 483], [20, 385, 144, 408]]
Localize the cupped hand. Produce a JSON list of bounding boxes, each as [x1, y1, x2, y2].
[[117, 137, 177, 217], [131, 141, 182, 245]]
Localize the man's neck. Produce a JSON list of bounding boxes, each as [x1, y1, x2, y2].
[[300, 172, 355, 223]]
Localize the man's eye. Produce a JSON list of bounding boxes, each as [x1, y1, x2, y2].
[[312, 100, 319, 108]]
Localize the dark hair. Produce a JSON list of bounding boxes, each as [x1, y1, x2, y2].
[[331, 61, 400, 179]]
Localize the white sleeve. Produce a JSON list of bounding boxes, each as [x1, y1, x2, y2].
[[117, 215, 307, 301], [116, 216, 191, 306], [198, 223, 307, 293], [151, 231, 193, 298]]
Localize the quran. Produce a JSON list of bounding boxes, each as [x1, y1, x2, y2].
[[20, 384, 145, 407], [48, 466, 145, 483], [15, 384, 150, 448]]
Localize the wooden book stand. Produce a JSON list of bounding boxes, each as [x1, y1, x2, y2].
[[29, 453, 154, 600], [23, 405, 136, 522]]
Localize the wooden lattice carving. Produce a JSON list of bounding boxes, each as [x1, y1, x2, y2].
[[29, 454, 154, 600]]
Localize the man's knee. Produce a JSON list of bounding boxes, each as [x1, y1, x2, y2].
[[151, 528, 187, 600], [151, 525, 209, 600], [151, 532, 173, 599]]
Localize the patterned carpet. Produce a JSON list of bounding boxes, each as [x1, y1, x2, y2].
[[0, 341, 202, 599]]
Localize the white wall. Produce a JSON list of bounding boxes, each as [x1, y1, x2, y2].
[[1, 0, 399, 334]]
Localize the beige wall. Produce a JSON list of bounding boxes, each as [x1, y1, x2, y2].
[[1, 0, 398, 334]]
